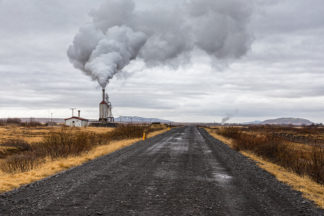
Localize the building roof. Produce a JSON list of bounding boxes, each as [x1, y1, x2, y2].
[[64, 116, 89, 121]]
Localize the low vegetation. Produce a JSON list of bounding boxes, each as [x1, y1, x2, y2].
[[0, 123, 114, 144], [211, 126, 324, 184], [0, 118, 42, 127], [242, 124, 324, 146], [206, 125, 324, 208], [0, 124, 166, 173]]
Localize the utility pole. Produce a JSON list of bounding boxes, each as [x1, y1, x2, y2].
[[51, 113, 53, 126]]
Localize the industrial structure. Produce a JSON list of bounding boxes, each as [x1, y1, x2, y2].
[[65, 110, 89, 127], [99, 89, 114, 123]]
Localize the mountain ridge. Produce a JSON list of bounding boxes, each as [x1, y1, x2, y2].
[[243, 117, 314, 126]]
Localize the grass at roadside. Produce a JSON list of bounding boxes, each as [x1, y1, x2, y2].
[[0, 124, 164, 172], [215, 127, 324, 184], [0, 126, 114, 144], [205, 127, 324, 209], [0, 128, 168, 193]]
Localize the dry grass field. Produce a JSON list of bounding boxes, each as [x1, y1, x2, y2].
[[0, 124, 168, 193], [0, 126, 115, 160], [206, 126, 324, 208], [0, 126, 114, 143]]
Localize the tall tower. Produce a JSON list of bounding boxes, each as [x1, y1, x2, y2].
[[99, 89, 114, 123]]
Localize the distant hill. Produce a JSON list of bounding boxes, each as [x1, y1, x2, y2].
[[115, 116, 171, 123], [20, 118, 65, 123], [242, 120, 263, 125], [243, 118, 314, 126], [261, 118, 314, 126]]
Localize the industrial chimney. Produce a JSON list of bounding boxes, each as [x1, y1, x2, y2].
[[78, 110, 80, 118], [99, 88, 114, 123]]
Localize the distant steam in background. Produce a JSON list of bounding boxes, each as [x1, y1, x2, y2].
[[67, 0, 253, 88], [221, 116, 231, 125]]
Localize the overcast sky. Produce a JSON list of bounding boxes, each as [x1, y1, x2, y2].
[[0, 0, 324, 123]]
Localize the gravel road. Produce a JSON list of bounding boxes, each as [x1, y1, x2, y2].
[[0, 126, 323, 215]]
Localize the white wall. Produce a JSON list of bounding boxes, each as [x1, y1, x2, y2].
[[65, 118, 88, 127]]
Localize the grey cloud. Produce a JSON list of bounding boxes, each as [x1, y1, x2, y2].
[[253, 0, 324, 34], [0, 0, 324, 123], [0, 0, 100, 35]]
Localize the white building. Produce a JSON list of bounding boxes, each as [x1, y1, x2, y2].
[[65, 110, 88, 127]]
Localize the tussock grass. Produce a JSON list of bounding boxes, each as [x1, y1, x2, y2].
[[0, 139, 32, 151], [206, 127, 324, 209], [101, 124, 147, 141], [240, 124, 324, 146], [0, 125, 114, 144], [0, 124, 165, 174], [0, 139, 32, 159], [34, 129, 94, 159], [0, 152, 43, 173], [216, 127, 324, 184], [0, 129, 167, 193]]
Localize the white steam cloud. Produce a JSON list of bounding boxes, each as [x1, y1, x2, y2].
[[68, 0, 253, 88]]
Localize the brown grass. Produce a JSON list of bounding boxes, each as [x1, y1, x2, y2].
[[239, 124, 324, 146], [0, 152, 43, 173], [206, 127, 324, 209], [0, 129, 167, 193], [0, 124, 164, 174], [242, 151, 324, 209], [0, 125, 114, 144], [212, 127, 324, 184], [0, 139, 32, 159]]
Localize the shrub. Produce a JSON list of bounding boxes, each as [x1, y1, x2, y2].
[[309, 146, 324, 184], [106, 124, 147, 140], [6, 118, 22, 125], [24, 121, 42, 127], [0, 152, 42, 173], [0, 119, 6, 126], [45, 121, 57, 126], [0, 124, 163, 173], [0, 139, 32, 151], [219, 127, 324, 184], [218, 127, 241, 140], [33, 129, 94, 159]]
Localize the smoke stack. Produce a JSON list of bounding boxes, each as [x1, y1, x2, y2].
[[102, 89, 105, 102], [78, 110, 80, 117]]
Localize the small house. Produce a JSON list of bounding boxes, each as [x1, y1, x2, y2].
[[65, 110, 88, 127]]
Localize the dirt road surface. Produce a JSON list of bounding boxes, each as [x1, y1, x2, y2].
[[0, 127, 323, 215]]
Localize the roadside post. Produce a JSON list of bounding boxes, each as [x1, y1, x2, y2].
[[143, 131, 147, 140]]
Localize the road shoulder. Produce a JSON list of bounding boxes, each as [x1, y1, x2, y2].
[[200, 127, 324, 215]]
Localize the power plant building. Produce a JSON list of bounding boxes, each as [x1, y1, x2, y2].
[[99, 89, 114, 123]]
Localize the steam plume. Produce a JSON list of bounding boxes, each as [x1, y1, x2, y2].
[[221, 116, 231, 125], [67, 0, 253, 88]]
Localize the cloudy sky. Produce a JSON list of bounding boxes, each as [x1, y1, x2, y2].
[[0, 0, 324, 123]]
